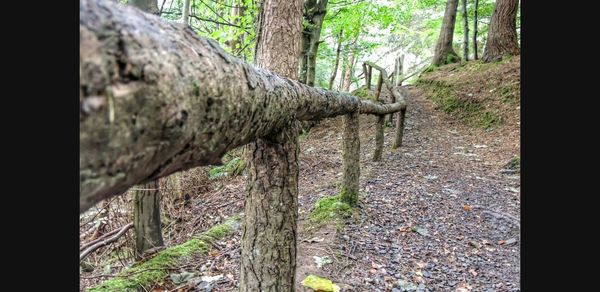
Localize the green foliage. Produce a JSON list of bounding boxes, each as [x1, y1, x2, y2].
[[159, 0, 258, 60]]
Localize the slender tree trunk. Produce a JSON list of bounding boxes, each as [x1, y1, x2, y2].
[[182, 0, 191, 25], [240, 0, 303, 290], [338, 51, 348, 90], [306, 0, 329, 86], [432, 0, 460, 66], [462, 0, 469, 61], [482, 0, 519, 62], [299, 32, 310, 83], [229, 0, 246, 54], [328, 30, 343, 90], [128, 0, 164, 257], [133, 180, 164, 257], [473, 0, 479, 60], [342, 49, 355, 92]]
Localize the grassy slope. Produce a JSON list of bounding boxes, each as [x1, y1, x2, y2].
[[414, 56, 520, 129]]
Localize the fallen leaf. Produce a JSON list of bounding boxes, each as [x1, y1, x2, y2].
[[301, 275, 340, 292], [463, 205, 473, 211]]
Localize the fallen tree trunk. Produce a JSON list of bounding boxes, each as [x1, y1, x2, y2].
[[79, 0, 405, 212]]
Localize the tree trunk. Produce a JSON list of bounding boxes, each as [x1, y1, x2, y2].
[[482, 0, 519, 62], [341, 111, 359, 206], [373, 114, 385, 161], [182, 0, 191, 25], [394, 55, 404, 87], [128, 0, 163, 258], [338, 52, 348, 90], [299, 31, 310, 83], [432, 0, 460, 66], [462, 0, 469, 61], [342, 49, 355, 92], [240, 0, 303, 290], [306, 0, 329, 87], [473, 0, 479, 60], [133, 180, 164, 257], [328, 30, 343, 90], [79, 0, 404, 211]]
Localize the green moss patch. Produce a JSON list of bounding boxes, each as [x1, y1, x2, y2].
[[89, 216, 241, 292], [209, 156, 245, 180], [310, 194, 353, 224]]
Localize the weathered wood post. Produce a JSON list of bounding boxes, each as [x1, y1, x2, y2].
[[373, 114, 385, 161], [341, 111, 360, 206], [393, 107, 406, 149]]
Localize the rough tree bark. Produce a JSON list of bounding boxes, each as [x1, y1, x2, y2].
[[473, 0, 479, 60], [462, 0, 469, 61], [328, 30, 343, 90], [79, 0, 404, 211], [128, 0, 164, 257], [432, 0, 460, 66], [341, 111, 359, 206], [482, 0, 519, 62], [240, 0, 303, 290], [133, 180, 164, 257]]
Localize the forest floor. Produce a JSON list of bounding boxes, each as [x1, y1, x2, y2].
[[80, 58, 520, 292]]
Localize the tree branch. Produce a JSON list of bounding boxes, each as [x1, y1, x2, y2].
[[80, 223, 134, 261]]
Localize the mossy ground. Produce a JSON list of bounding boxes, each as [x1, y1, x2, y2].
[[89, 216, 240, 292], [309, 194, 353, 225], [414, 56, 520, 129]]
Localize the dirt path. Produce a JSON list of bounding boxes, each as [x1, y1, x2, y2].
[[94, 84, 520, 291], [293, 85, 520, 291]]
